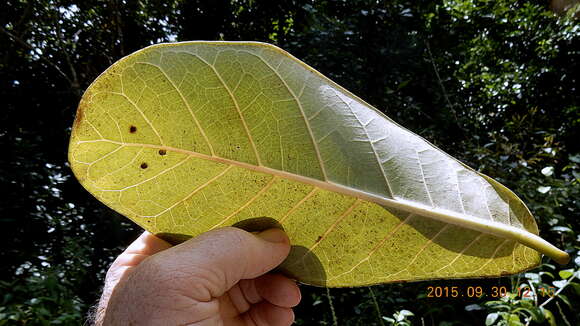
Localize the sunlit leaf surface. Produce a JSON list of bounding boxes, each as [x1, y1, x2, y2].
[[68, 42, 568, 286]]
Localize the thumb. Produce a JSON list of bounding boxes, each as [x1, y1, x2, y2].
[[151, 227, 291, 299]]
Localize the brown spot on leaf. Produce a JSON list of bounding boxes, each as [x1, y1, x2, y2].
[[158, 149, 167, 156], [129, 125, 137, 133], [316, 236, 322, 243], [140, 162, 148, 169]]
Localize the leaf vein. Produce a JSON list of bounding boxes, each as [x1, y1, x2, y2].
[[279, 187, 318, 223], [432, 233, 483, 274], [149, 165, 234, 218], [416, 149, 435, 207], [245, 51, 328, 180], [335, 94, 394, 197], [110, 92, 164, 145], [386, 224, 450, 278], [307, 199, 362, 253], [180, 52, 262, 165], [73, 139, 564, 263], [328, 213, 414, 281], [135, 61, 216, 156], [210, 176, 278, 229]]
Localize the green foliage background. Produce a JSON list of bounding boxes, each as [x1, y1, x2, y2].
[[0, 0, 578, 325]]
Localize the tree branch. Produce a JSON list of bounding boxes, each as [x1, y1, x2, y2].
[[539, 273, 576, 309], [51, 9, 80, 95], [0, 25, 73, 86], [424, 39, 466, 136]]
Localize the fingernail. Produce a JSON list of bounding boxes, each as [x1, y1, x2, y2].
[[257, 228, 287, 243]]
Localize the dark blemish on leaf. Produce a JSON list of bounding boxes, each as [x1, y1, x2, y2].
[[129, 125, 137, 133], [158, 149, 167, 156], [140, 162, 148, 169], [316, 236, 322, 243]]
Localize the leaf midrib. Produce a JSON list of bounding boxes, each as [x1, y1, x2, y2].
[[75, 138, 567, 264]]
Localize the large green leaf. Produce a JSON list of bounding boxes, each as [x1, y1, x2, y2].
[[68, 41, 568, 287]]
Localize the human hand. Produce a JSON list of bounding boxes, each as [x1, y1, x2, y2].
[[94, 227, 301, 325]]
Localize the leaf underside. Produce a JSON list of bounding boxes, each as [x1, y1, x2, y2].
[[68, 41, 567, 287]]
